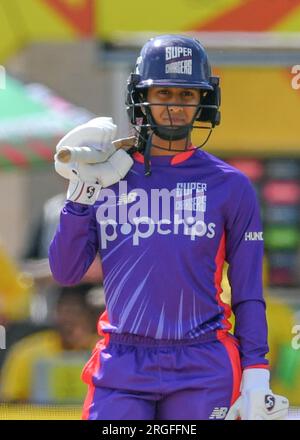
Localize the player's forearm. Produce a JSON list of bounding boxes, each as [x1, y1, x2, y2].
[[233, 300, 269, 369], [48, 201, 98, 285]]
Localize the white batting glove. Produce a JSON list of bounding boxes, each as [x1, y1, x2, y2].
[[56, 117, 117, 155], [55, 149, 133, 186], [55, 151, 133, 205], [225, 369, 289, 420], [54, 117, 133, 204], [66, 179, 102, 205]]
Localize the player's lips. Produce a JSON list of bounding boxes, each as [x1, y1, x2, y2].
[[162, 118, 186, 125]]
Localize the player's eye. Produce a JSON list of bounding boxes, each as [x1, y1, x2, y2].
[[157, 89, 170, 97], [182, 90, 197, 99]]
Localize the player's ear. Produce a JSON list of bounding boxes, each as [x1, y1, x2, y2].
[[200, 90, 207, 101], [140, 90, 147, 101], [139, 91, 147, 115]]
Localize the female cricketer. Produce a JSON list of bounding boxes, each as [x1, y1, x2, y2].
[[49, 34, 288, 420]]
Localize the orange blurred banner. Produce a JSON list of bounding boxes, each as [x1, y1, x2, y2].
[[1, 1, 300, 61]]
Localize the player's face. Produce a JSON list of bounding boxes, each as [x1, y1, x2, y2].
[[147, 87, 201, 127]]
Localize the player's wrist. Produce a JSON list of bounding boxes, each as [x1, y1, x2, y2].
[[67, 178, 101, 205], [241, 368, 270, 393]]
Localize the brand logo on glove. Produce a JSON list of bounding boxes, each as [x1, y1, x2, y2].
[[87, 186, 96, 199], [265, 395, 275, 411]]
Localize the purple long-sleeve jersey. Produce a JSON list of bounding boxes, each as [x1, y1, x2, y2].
[[49, 149, 269, 369]]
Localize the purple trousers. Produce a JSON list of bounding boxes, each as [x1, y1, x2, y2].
[[82, 332, 241, 420]]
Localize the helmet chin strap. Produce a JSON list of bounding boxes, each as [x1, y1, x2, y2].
[[143, 132, 153, 176], [142, 113, 194, 176], [136, 104, 206, 176], [145, 103, 200, 142], [151, 121, 191, 141]]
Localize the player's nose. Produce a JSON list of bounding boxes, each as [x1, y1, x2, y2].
[[168, 103, 184, 113]]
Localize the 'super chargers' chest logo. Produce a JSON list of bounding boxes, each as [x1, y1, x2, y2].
[[165, 46, 192, 75]]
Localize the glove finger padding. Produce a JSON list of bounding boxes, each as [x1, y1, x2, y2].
[[55, 149, 133, 188], [77, 149, 134, 187], [56, 117, 117, 153], [54, 158, 77, 180], [245, 389, 289, 420], [225, 390, 289, 420], [55, 144, 116, 165], [107, 149, 134, 180]]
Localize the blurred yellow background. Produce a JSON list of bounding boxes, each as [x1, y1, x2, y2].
[[0, 0, 299, 420]]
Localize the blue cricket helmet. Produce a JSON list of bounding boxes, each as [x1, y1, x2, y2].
[[126, 34, 220, 129], [126, 34, 221, 175], [134, 34, 214, 91]]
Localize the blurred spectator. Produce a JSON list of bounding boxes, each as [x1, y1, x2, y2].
[[0, 284, 104, 403], [221, 261, 300, 406], [25, 193, 66, 260], [0, 242, 33, 325], [266, 297, 300, 406], [23, 191, 102, 283]]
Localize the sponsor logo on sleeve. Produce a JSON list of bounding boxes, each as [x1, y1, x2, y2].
[[244, 231, 264, 241]]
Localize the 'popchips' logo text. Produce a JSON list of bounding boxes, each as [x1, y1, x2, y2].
[[98, 215, 216, 249], [96, 181, 216, 249]]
